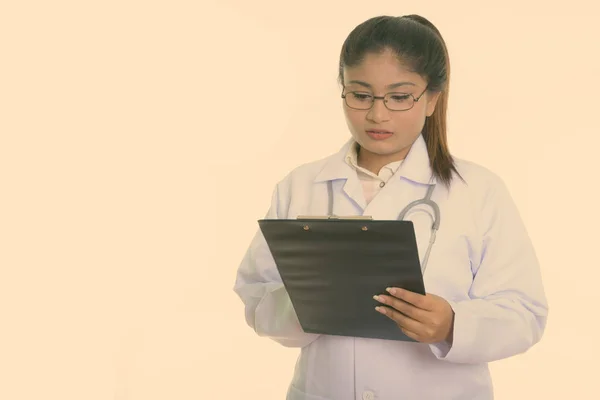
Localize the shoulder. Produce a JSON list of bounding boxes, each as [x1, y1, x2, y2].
[[267, 148, 343, 214], [452, 156, 509, 198], [450, 157, 516, 216], [453, 157, 503, 186], [281, 156, 331, 186], [275, 144, 348, 190], [450, 156, 522, 232]]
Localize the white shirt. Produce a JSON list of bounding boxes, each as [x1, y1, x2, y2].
[[233, 134, 548, 400], [344, 141, 403, 204]]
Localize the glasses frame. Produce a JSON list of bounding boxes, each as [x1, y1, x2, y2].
[[341, 86, 429, 111]]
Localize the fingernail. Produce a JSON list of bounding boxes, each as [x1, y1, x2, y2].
[[386, 287, 396, 295], [375, 306, 386, 314], [373, 295, 385, 303]]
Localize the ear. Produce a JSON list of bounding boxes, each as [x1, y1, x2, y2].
[[425, 91, 442, 117]]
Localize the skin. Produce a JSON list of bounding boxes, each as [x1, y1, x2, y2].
[[342, 49, 454, 345], [342, 48, 440, 175], [374, 288, 454, 345]]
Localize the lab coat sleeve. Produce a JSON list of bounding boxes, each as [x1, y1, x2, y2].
[[233, 181, 321, 348], [429, 175, 549, 364]]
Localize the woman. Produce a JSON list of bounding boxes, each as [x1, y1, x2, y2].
[[233, 14, 548, 400]]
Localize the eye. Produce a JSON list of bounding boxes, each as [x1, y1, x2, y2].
[[350, 92, 373, 101], [389, 93, 411, 102]]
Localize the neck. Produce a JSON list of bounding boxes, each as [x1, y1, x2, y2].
[[357, 146, 408, 175]]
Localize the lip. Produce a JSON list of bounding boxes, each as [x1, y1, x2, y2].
[[366, 130, 393, 140], [366, 129, 392, 134]]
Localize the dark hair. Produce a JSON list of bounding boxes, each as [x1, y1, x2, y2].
[[338, 15, 461, 187]]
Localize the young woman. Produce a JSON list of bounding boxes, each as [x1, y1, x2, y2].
[[233, 14, 548, 400]]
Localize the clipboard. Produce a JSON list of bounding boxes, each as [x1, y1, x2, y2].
[[258, 216, 426, 342]]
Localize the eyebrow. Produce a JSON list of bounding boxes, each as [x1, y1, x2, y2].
[[347, 80, 416, 89]]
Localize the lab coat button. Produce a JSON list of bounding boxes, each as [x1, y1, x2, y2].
[[379, 181, 385, 187], [362, 390, 375, 400]]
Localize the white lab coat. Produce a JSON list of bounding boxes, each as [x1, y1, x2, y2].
[[233, 134, 548, 400]]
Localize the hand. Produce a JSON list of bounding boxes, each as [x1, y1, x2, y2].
[[373, 287, 455, 344]]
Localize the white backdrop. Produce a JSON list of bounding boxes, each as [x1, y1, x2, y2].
[[1, 1, 598, 399]]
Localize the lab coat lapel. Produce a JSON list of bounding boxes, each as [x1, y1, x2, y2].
[[364, 134, 436, 220], [363, 135, 439, 274], [314, 139, 367, 215], [340, 174, 367, 213], [313, 134, 435, 218]]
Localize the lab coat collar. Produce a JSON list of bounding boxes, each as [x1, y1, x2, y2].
[[314, 133, 436, 185]]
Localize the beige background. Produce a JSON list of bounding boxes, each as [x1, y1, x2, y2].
[[1, 0, 598, 399]]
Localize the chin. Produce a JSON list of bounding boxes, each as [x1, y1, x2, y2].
[[357, 138, 413, 159], [359, 137, 399, 151]]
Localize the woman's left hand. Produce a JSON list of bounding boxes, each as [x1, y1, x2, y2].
[[374, 287, 455, 345]]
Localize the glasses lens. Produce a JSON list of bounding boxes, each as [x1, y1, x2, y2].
[[345, 92, 373, 109], [385, 93, 414, 111]]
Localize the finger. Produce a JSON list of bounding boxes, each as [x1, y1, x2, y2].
[[373, 294, 426, 322], [375, 305, 423, 334], [386, 287, 433, 311]]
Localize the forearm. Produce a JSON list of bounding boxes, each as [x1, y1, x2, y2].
[[430, 295, 548, 364], [233, 181, 321, 347], [235, 281, 321, 348]]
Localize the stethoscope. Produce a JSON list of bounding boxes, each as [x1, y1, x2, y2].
[[326, 179, 440, 272]]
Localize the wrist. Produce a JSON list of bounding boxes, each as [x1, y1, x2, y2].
[[445, 311, 455, 345]]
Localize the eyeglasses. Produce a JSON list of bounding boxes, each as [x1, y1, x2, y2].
[[341, 86, 428, 111]]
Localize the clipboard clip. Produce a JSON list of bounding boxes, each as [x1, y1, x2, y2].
[[296, 215, 373, 220]]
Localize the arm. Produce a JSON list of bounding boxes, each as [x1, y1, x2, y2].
[[429, 175, 549, 364], [233, 182, 321, 348]]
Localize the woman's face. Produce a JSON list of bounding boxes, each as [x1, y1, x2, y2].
[[342, 49, 441, 164]]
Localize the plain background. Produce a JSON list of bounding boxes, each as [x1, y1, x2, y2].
[[1, 1, 599, 399]]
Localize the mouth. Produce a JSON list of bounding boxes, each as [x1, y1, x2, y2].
[[366, 129, 392, 134], [365, 129, 393, 140]]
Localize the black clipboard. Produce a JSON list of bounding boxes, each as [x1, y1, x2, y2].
[[258, 216, 426, 342]]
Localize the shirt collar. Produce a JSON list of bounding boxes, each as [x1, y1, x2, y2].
[[344, 140, 403, 178], [314, 133, 436, 185]]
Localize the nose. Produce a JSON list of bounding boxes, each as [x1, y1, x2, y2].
[[366, 97, 391, 123]]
